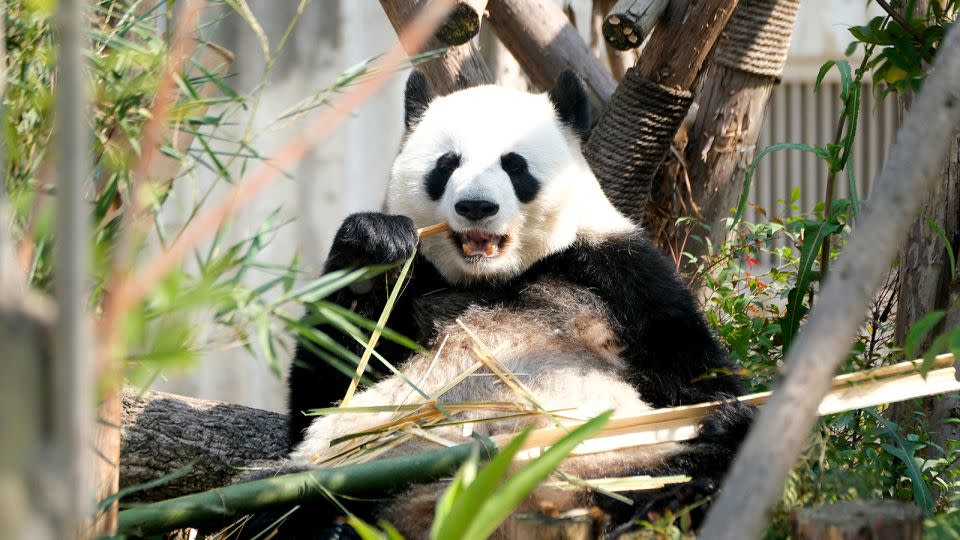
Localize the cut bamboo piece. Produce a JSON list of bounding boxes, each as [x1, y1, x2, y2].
[[603, 0, 669, 51], [417, 222, 450, 238], [498, 354, 958, 459]]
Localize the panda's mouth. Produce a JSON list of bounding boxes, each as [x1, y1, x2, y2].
[[452, 230, 508, 261]]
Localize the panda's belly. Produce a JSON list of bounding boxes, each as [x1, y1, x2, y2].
[[292, 279, 663, 463]]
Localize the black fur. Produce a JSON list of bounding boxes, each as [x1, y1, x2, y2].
[[404, 70, 435, 131], [500, 152, 540, 203], [548, 69, 591, 138], [283, 221, 752, 533], [424, 152, 460, 201], [287, 212, 418, 444]]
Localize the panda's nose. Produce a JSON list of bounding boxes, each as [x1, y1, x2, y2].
[[455, 199, 499, 221]]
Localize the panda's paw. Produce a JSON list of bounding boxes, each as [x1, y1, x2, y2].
[[328, 212, 419, 269], [697, 398, 755, 451]]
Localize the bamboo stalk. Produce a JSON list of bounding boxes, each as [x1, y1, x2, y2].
[[117, 439, 496, 537], [496, 354, 959, 459]]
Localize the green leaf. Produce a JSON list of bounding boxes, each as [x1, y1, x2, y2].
[[781, 220, 842, 351], [347, 516, 390, 540], [923, 216, 957, 280], [905, 310, 947, 362], [459, 412, 612, 540], [734, 143, 826, 227], [866, 409, 934, 516]]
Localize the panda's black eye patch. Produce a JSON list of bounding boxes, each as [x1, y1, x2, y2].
[[425, 152, 460, 201], [500, 152, 539, 203]]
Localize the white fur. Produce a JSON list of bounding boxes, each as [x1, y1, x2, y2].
[[388, 84, 635, 284]]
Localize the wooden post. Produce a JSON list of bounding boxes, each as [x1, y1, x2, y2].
[[380, 0, 493, 94], [791, 501, 922, 540], [658, 0, 799, 262], [505, 509, 605, 540], [585, 0, 742, 222], [53, 0, 97, 536], [434, 0, 488, 45], [485, 0, 616, 111], [602, 0, 670, 51], [700, 21, 960, 540]]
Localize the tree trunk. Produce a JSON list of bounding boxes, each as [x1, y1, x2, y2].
[[380, 0, 493, 94], [651, 0, 799, 260], [791, 501, 922, 540], [890, 0, 960, 505]]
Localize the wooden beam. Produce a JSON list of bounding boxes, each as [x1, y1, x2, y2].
[[485, 0, 616, 110], [380, 0, 493, 94]]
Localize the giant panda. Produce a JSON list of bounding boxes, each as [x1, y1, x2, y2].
[[261, 70, 752, 539]]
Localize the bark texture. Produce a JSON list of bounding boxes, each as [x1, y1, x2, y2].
[[486, 0, 616, 114], [120, 389, 288, 503], [700, 22, 960, 540], [791, 500, 922, 540], [380, 0, 493, 94], [584, 0, 742, 223]]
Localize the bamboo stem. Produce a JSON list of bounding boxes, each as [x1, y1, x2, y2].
[[117, 439, 496, 537]]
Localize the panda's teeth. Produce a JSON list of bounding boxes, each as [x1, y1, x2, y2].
[[461, 243, 473, 256], [484, 243, 497, 257]]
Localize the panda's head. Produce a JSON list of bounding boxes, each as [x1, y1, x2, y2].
[[387, 70, 634, 284]]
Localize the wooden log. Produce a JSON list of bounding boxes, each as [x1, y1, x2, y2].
[[791, 501, 922, 540], [120, 389, 288, 503], [505, 508, 605, 540], [485, 0, 616, 111], [434, 0, 488, 45], [603, 0, 670, 51], [699, 21, 960, 540], [380, 0, 493, 94]]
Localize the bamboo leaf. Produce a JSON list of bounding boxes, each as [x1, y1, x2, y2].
[[866, 409, 934, 516], [905, 310, 947, 363], [460, 412, 612, 540]]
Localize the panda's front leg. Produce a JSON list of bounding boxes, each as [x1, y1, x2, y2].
[[287, 212, 422, 448]]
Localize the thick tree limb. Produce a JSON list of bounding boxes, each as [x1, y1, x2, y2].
[[700, 21, 960, 540], [120, 389, 288, 503], [485, 0, 616, 110], [380, 0, 493, 93]]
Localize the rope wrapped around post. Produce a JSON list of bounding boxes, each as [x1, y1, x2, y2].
[[584, 68, 693, 223], [711, 0, 799, 78]]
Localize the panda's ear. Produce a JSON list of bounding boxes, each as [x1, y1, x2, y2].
[[548, 69, 590, 137], [404, 70, 435, 131]]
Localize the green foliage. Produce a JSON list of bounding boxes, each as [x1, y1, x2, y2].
[[3, 0, 421, 391]]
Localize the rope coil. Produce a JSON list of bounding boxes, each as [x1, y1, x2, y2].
[[585, 68, 693, 223], [711, 0, 800, 77]]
